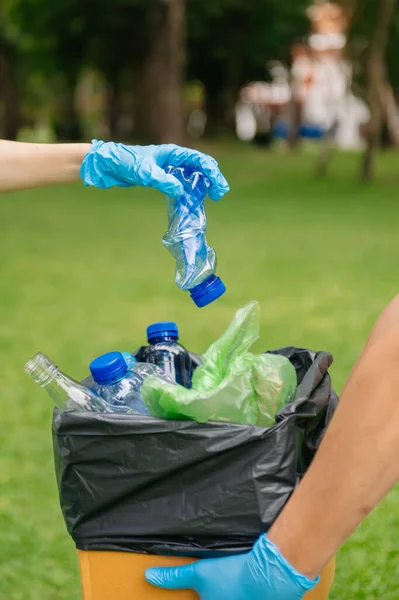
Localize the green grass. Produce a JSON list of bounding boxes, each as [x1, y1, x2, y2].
[[1, 146, 399, 599]]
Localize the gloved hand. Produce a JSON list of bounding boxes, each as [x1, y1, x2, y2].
[[145, 535, 319, 600], [80, 140, 229, 200]]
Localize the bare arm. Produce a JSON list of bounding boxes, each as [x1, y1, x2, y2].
[[0, 140, 91, 192], [268, 294, 399, 578]]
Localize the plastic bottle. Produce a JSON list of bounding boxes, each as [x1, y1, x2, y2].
[[163, 166, 226, 308], [24, 352, 110, 413], [122, 352, 137, 371], [90, 351, 159, 415], [141, 322, 192, 388]]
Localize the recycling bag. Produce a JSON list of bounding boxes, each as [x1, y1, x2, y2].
[[52, 347, 338, 557]]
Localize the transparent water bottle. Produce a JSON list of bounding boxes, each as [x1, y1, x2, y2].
[[141, 322, 192, 388], [90, 351, 158, 415], [24, 352, 110, 413], [122, 352, 137, 371], [163, 166, 226, 307]]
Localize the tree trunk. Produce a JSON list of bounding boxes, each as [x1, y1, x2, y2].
[[361, 0, 396, 181], [379, 78, 399, 146], [106, 79, 120, 139], [135, 0, 185, 144], [54, 77, 82, 141], [287, 100, 302, 151], [0, 49, 21, 140]]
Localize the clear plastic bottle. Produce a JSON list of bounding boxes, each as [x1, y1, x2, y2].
[[163, 166, 226, 307], [141, 322, 192, 388], [24, 352, 110, 413], [90, 351, 158, 415], [122, 352, 137, 371]]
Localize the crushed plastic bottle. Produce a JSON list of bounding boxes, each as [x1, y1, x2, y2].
[[90, 351, 163, 414], [141, 322, 192, 388], [163, 166, 226, 307], [25, 352, 111, 413]]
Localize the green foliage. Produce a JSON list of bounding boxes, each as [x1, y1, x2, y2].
[[187, 0, 309, 85]]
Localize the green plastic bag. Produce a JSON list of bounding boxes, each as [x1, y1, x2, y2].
[[141, 301, 297, 427]]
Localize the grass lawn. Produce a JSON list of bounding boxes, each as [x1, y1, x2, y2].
[[1, 145, 399, 599]]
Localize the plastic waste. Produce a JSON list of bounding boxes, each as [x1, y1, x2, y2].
[[90, 351, 163, 414], [141, 302, 297, 426], [163, 166, 226, 307], [25, 352, 111, 413], [122, 352, 137, 370], [53, 346, 338, 556], [141, 322, 192, 388]]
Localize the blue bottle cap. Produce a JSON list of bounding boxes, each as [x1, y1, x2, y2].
[[90, 351, 128, 385], [189, 275, 226, 308], [147, 322, 179, 343]]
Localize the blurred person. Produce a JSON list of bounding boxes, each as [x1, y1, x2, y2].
[[147, 293, 399, 598], [0, 139, 229, 199]]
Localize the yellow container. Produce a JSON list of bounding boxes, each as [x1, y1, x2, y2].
[[78, 550, 335, 600]]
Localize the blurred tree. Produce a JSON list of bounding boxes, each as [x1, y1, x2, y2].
[[86, 0, 147, 139], [9, 0, 185, 143], [134, 0, 186, 144], [187, 0, 309, 136], [8, 0, 94, 140], [0, 1, 22, 139], [0, 34, 21, 139], [4, 0, 321, 142], [354, 0, 398, 180]]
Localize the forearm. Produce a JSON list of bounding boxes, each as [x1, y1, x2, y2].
[[269, 296, 399, 578], [0, 141, 91, 191], [342, 294, 399, 388]]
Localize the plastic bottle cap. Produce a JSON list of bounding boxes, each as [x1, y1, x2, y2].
[[147, 322, 179, 342], [90, 351, 128, 385], [189, 275, 226, 308]]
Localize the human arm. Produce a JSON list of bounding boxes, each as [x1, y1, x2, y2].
[[0, 140, 90, 191], [0, 139, 229, 199], [267, 293, 399, 578]]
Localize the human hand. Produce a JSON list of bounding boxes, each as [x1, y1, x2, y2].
[[145, 535, 318, 600], [80, 140, 229, 199]]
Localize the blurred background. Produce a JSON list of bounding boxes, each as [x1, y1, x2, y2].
[[1, 1, 399, 599]]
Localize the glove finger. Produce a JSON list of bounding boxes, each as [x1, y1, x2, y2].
[[137, 161, 184, 197], [163, 146, 230, 201], [194, 153, 230, 201], [145, 564, 198, 590]]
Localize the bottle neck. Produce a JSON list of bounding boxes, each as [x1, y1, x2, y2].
[[148, 335, 178, 345], [45, 371, 76, 409], [95, 372, 126, 386], [25, 352, 86, 411]]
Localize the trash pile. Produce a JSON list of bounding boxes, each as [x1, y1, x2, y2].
[[25, 302, 297, 428]]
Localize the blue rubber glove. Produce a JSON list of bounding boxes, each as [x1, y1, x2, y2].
[[80, 140, 229, 200], [145, 535, 319, 600]]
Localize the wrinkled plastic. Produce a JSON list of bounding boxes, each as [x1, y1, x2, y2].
[[122, 352, 137, 370], [146, 534, 317, 598], [52, 347, 337, 556], [162, 167, 219, 291], [80, 141, 230, 200], [93, 362, 166, 415], [141, 302, 297, 426]]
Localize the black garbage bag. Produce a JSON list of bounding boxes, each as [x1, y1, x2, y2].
[[52, 347, 338, 557]]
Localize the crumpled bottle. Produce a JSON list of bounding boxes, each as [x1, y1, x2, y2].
[[162, 166, 226, 307]]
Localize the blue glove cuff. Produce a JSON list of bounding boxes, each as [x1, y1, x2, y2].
[[255, 535, 320, 592]]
